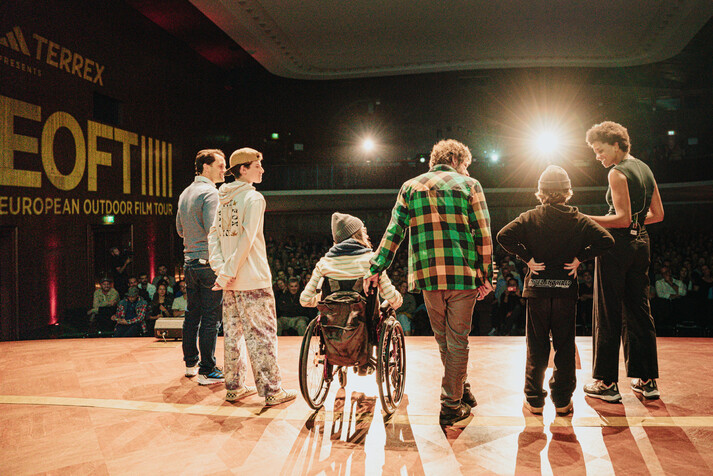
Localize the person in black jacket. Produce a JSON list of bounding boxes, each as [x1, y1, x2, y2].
[[497, 165, 614, 416]]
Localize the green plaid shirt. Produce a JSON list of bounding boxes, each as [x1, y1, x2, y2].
[[370, 164, 493, 291]]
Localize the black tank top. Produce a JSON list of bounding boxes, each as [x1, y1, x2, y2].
[[605, 156, 656, 228]]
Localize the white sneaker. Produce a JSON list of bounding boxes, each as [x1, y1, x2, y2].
[[226, 386, 258, 402], [185, 364, 199, 377]]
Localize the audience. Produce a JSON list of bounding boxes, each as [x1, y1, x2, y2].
[[172, 280, 187, 317], [88, 277, 120, 330], [276, 277, 315, 335], [137, 273, 156, 300], [152, 265, 176, 289], [112, 287, 148, 337], [147, 283, 173, 336]]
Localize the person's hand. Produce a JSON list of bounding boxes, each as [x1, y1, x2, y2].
[[363, 274, 379, 294], [118, 318, 127, 325], [564, 258, 580, 278], [527, 258, 545, 275], [125, 257, 132, 265], [476, 280, 494, 301]]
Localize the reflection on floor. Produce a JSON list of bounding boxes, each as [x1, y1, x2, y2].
[[1, 336, 712, 475]]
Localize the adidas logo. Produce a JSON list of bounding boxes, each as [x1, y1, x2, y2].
[[0, 26, 30, 56]]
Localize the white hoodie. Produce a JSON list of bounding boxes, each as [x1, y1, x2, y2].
[[208, 180, 272, 290]]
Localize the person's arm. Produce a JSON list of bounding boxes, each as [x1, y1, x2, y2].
[[644, 182, 664, 225], [378, 273, 403, 309], [300, 265, 323, 308], [655, 280, 670, 300], [215, 194, 266, 288], [208, 203, 225, 277], [366, 183, 410, 291], [676, 279, 687, 297], [370, 184, 410, 275], [108, 289, 120, 306], [176, 199, 184, 239], [587, 169, 632, 228], [469, 181, 493, 285], [496, 215, 532, 264], [572, 217, 615, 266]]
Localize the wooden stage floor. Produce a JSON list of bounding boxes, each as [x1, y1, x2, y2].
[[2, 336, 712, 475]]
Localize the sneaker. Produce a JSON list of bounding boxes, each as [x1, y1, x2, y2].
[[439, 402, 472, 426], [265, 388, 297, 406], [462, 383, 477, 408], [185, 364, 199, 378], [631, 378, 660, 399], [197, 367, 225, 385], [555, 400, 573, 415], [583, 380, 622, 402], [523, 399, 544, 415], [226, 385, 258, 402]]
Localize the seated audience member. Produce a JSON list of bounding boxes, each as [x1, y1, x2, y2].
[[494, 263, 522, 301], [147, 283, 174, 335], [395, 282, 417, 336], [276, 277, 315, 335], [273, 277, 287, 297], [655, 266, 686, 330], [112, 287, 148, 337], [152, 265, 176, 289], [172, 280, 187, 316], [495, 277, 524, 336], [88, 277, 120, 328], [137, 273, 156, 300], [127, 276, 150, 302]]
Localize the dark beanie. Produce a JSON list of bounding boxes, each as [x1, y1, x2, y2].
[[331, 212, 364, 243], [538, 165, 571, 191]]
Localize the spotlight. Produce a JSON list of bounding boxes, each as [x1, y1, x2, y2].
[[532, 129, 560, 157], [490, 153, 499, 162], [419, 155, 426, 163], [362, 138, 375, 152]]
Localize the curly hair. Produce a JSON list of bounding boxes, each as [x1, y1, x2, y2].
[[535, 190, 573, 205], [194, 149, 225, 175], [585, 121, 630, 154], [429, 139, 472, 169]]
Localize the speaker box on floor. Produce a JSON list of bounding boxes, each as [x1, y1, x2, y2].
[[155, 317, 184, 340]]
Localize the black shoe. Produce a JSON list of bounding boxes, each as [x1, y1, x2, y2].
[[462, 383, 477, 407], [631, 378, 660, 399], [439, 402, 472, 426]]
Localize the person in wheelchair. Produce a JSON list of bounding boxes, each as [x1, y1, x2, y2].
[[300, 212, 403, 315]]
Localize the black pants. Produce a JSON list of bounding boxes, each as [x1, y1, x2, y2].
[[525, 297, 577, 407], [592, 230, 658, 383]]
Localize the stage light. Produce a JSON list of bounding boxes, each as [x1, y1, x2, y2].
[[533, 129, 559, 156], [490, 153, 499, 162], [362, 138, 375, 152], [419, 156, 426, 163]]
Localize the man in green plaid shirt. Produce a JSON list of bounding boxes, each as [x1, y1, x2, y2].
[[366, 139, 493, 426]]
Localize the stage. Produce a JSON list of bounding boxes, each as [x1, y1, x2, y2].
[[2, 336, 712, 475]]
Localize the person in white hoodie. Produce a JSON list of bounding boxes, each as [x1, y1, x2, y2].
[[208, 148, 296, 406]]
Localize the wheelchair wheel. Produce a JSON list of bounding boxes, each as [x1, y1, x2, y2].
[[299, 318, 332, 409], [376, 317, 406, 415]]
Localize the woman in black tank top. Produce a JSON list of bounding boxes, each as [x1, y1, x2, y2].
[[580, 121, 665, 402]]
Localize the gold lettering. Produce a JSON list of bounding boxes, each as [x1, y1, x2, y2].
[[83, 58, 93, 81], [148, 137, 153, 196], [62, 198, 71, 214], [93, 63, 104, 85], [71, 52, 83, 77], [168, 143, 173, 197], [59, 47, 72, 73], [140, 136, 146, 195], [114, 128, 138, 194], [155, 138, 160, 197], [0, 95, 42, 187], [33, 197, 43, 214], [46, 41, 59, 67], [87, 121, 114, 192], [22, 196, 31, 214], [9, 197, 20, 215], [0, 196, 6, 215], [32, 34, 47, 61], [54, 197, 61, 213], [41, 111, 86, 191]]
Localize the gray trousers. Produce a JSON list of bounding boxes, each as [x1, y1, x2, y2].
[[423, 289, 479, 409]]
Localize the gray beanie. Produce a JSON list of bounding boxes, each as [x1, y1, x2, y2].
[[331, 212, 364, 243], [538, 165, 571, 191]]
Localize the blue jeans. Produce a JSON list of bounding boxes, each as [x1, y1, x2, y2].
[[183, 262, 222, 374]]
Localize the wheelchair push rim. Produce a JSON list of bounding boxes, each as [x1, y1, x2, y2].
[[298, 318, 333, 409], [376, 317, 406, 415]]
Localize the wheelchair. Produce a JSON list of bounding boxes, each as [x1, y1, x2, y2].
[[298, 277, 406, 415]]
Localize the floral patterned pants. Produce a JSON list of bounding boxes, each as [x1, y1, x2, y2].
[[222, 288, 282, 396]]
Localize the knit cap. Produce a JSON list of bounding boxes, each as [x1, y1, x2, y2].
[[331, 212, 364, 243], [538, 165, 571, 191]]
